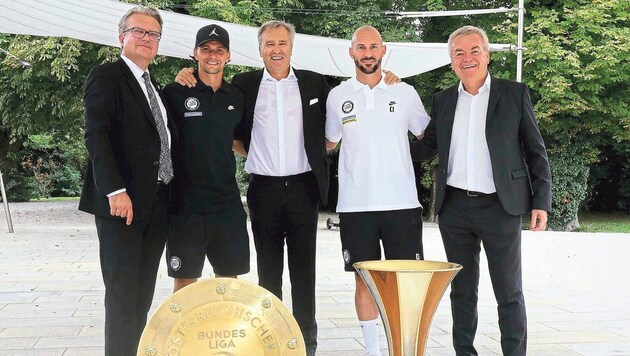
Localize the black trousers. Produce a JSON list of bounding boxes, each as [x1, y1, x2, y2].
[[247, 172, 319, 354], [439, 187, 526, 356], [95, 187, 168, 356]]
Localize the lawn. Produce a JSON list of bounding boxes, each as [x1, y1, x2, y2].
[[575, 211, 630, 233]]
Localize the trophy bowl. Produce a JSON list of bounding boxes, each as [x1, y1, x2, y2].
[[354, 260, 462, 356]]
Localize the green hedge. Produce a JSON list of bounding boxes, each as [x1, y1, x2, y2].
[[547, 146, 590, 231]]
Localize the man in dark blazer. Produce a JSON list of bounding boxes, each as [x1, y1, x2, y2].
[[78, 6, 175, 356], [231, 21, 329, 356], [411, 26, 552, 356]]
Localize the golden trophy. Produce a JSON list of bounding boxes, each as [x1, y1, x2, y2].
[[354, 260, 462, 356], [137, 278, 306, 355]]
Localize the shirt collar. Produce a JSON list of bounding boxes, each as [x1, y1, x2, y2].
[[349, 72, 387, 91], [190, 71, 232, 93], [120, 54, 147, 81], [457, 72, 491, 95], [262, 67, 298, 82]]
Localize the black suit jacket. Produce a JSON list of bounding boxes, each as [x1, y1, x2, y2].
[[411, 76, 551, 216], [231, 69, 331, 205], [79, 58, 177, 222]]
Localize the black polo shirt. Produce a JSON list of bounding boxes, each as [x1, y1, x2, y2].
[[163, 73, 245, 213]]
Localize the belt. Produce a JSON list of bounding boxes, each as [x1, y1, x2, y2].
[[249, 171, 313, 183], [447, 185, 496, 198]]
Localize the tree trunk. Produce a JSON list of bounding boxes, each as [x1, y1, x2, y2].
[[564, 215, 580, 231]]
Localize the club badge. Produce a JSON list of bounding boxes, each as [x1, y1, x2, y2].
[[343, 249, 351, 264], [184, 97, 200, 111], [342, 100, 354, 114], [169, 256, 181, 271]]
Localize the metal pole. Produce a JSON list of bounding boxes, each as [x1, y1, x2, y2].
[[0, 168, 14, 233], [516, 0, 525, 82]]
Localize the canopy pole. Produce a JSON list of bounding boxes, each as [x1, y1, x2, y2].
[[516, 0, 525, 82], [0, 168, 14, 233]]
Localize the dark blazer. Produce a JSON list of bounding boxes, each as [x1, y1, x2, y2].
[[79, 58, 177, 222], [231, 68, 331, 205], [411, 76, 551, 216]]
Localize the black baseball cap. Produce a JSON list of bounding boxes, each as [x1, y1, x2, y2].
[[195, 24, 229, 49]]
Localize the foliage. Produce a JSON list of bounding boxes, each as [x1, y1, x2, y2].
[[0, 0, 628, 227], [18, 135, 85, 199], [522, 0, 629, 229], [235, 154, 249, 196], [547, 143, 590, 231]]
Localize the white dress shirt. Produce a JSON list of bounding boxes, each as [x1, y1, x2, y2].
[[244, 68, 311, 176], [108, 55, 171, 197], [447, 73, 496, 193]]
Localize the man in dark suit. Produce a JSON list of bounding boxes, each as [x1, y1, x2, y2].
[[230, 21, 329, 356], [411, 26, 552, 356], [78, 6, 175, 356]]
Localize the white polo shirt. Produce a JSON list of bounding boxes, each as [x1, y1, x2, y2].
[[326, 76, 430, 212]]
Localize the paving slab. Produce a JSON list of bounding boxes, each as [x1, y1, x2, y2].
[[1, 201, 629, 355]]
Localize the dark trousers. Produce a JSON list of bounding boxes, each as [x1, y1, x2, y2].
[[247, 172, 319, 354], [95, 188, 168, 356], [439, 187, 526, 356]]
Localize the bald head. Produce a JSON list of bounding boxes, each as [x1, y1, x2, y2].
[[351, 25, 382, 47]]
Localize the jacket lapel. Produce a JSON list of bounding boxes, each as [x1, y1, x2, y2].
[[441, 85, 458, 150], [118, 59, 157, 130], [249, 70, 264, 110], [486, 76, 502, 125], [294, 69, 313, 141]]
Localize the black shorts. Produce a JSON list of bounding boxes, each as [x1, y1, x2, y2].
[[339, 207, 423, 272], [166, 205, 250, 278]]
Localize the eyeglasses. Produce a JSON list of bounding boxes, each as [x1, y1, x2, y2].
[[123, 27, 162, 42]]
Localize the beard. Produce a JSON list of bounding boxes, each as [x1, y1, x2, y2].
[[354, 57, 382, 74]]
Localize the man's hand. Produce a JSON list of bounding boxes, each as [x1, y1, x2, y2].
[[175, 67, 197, 87], [530, 209, 547, 231], [108, 192, 134, 225], [382, 70, 401, 85], [232, 140, 247, 158]]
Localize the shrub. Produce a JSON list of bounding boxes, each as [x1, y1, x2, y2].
[[547, 145, 590, 231], [235, 154, 249, 196]]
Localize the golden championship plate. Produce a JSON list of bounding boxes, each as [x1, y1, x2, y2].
[[137, 278, 306, 356], [354, 260, 462, 356]]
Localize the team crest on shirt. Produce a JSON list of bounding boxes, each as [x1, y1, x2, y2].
[[169, 256, 181, 271], [342, 100, 354, 114], [343, 249, 351, 264], [184, 97, 200, 110]]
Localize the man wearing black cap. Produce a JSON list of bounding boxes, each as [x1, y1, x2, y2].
[[162, 24, 250, 292]]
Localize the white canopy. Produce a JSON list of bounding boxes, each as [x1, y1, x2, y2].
[[0, 0, 511, 78]]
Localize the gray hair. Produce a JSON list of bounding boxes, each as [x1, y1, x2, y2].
[[118, 5, 163, 34], [257, 20, 296, 49], [447, 25, 490, 58]]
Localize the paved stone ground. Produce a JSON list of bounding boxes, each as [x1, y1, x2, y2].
[[1, 200, 629, 355]]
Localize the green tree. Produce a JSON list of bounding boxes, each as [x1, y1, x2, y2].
[[1, 0, 628, 230], [523, 0, 629, 228]]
